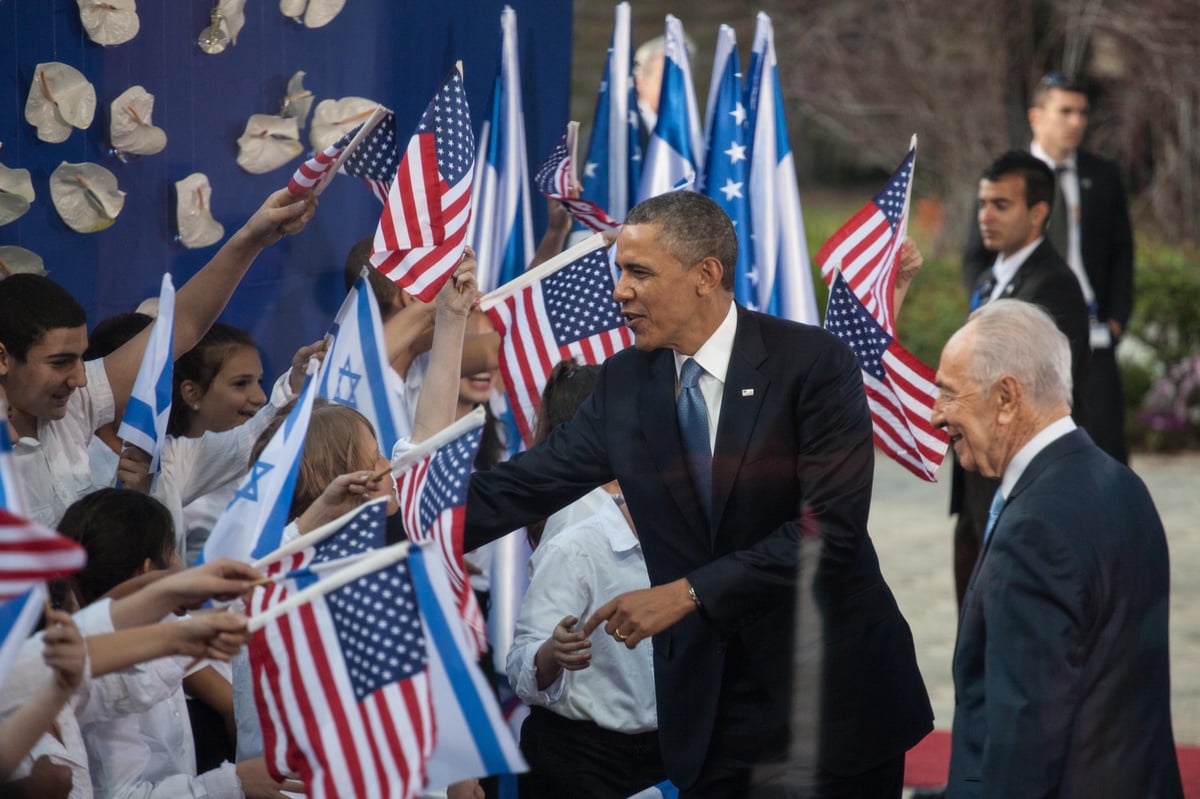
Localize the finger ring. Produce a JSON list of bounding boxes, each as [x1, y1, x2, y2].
[[614, 628, 629, 641]]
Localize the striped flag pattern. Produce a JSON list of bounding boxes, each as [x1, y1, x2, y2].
[[395, 423, 488, 659], [250, 514, 435, 799], [286, 125, 360, 197], [116, 272, 174, 473], [0, 508, 88, 601], [533, 131, 619, 233], [816, 144, 915, 336], [480, 236, 632, 446], [371, 67, 474, 303]]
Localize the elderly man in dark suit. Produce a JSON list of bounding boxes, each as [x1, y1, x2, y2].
[[465, 192, 931, 798], [948, 150, 1091, 605], [931, 298, 1182, 798], [964, 73, 1135, 465]]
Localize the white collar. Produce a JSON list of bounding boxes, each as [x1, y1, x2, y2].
[[674, 301, 737, 383], [1031, 141, 1076, 172], [1000, 415, 1077, 499], [992, 236, 1044, 291]]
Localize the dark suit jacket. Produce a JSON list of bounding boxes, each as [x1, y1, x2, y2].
[[962, 149, 1134, 330], [950, 240, 1091, 520], [465, 307, 932, 789], [947, 429, 1182, 798]]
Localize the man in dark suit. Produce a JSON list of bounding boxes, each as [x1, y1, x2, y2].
[[465, 192, 931, 797], [931, 299, 1182, 798], [949, 150, 1091, 605], [964, 73, 1134, 464]]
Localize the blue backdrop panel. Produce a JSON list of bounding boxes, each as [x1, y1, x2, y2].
[[0, 1, 572, 379]]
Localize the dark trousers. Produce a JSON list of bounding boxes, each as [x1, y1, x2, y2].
[[1084, 345, 1128, 465], [518, 706, 664, 799], [681, 753, 905, 799]]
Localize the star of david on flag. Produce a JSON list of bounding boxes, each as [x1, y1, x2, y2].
[[577, 1, 640, 227], [117, 273, 174, 473], [316, 269, 408, 453], [371, 66, 475, 303], [199, 358, 320, 566], [479, 235, 633, 446]]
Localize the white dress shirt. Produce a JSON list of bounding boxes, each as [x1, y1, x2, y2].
[[989, 237, 1044, 303], [12, 359, 114, 528], [672, 301, 737, 451], [507, 502, 657, 733], [998, 415, 1077, 503]]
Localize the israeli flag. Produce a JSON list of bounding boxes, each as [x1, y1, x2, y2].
[[199, 358, 319, 565], [702, 25, 755, 309], [316, 269, 408, 454], [745, 12, 819, 324], [638, 14, 703, 202], [628, 781, 680, 799], [0, 584, 47, 689], [467, 6, 534, 293], [578, 1, 640, 225], [117, 273, 175, 472], [408, 546, 527, 786]]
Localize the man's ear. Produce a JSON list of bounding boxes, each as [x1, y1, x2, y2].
[[694, 257, 726, 296], [994, 375, 1024, 424], [0, 343, 11, 379], [1030, 200, 1051, 233]]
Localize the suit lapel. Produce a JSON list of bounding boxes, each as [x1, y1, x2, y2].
[[638, 348, 712, 544], [711, 309, 768, 537]]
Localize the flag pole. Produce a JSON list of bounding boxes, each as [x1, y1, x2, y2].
[[386, 405, 487, 477], [314, 105, 391, 196]]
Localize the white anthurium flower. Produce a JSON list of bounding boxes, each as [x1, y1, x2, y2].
[[110, 85, 167, 156], [235, 114, 303, 174], [310, 96, 378, 152], [175, 173, 226, 249], [49, 161, 125, 233], [0, 247, 47, 278], [281, 71, 315, 129], [0, 164, 36, 226], [25, 62, 97, 143], [77, 0, 140, 46]]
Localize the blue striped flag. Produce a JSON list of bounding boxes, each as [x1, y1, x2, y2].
[[199, 358, 319, 566], [467, 7, 534, 293], [316, 269, 408, 454], [578, 1, 640, 225], [637, 14, 702, 201], [0, 402, 26, 515], [701, 25, 754, 308], [117, 273, 174, 472], [744, 12, 818, 323]]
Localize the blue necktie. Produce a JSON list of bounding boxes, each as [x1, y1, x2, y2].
[[983, 488, 1006, 544], [677, 358, 712, 518]]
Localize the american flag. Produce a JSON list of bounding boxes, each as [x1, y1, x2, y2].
[[816, 144, 915, 336], [480, 237, 632, 445], [340, 112, 399, 204], [250, 499, 434, 798], [287, 125, 361, 197], [533, 131, 618, 232], [0, 509, 88, 601], [395, 426, 487, 659], [371, 67, 474, 302], [824, 272, 948, 481]]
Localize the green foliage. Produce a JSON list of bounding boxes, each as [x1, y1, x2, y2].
[[1123, 239, 1200, 450]]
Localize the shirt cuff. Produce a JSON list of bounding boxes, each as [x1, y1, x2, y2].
[[512, 644, 565, 706], [199, 761, 242, 799]]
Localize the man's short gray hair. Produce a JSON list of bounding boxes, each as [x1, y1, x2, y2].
[[966, 299, 1073, 410]]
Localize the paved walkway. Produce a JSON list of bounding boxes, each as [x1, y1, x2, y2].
[[870, 450, 1200, 745]]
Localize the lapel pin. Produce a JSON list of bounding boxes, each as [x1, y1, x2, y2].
[[741, 388, 755, 397]]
